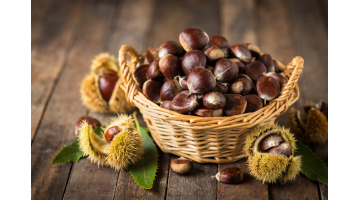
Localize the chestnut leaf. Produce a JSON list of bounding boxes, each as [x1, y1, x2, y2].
[[52, 140, 84, 164], [294, 141, 328, 186], [129, 114, 158, 189]]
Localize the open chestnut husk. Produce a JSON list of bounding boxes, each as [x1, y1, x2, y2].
[[181, 50, 207, 75], [171, 90, 198, 113], [160, 79, 182, 101], [158, 41, 185, 58], [133, 64, 149, 88], [159, 54, 182, 80], [256, 76, 280, 101], [194, 107, 223, 117], [230, 78, 254, 95], [214, 58, 239, 83], [179, 28, 210, 51], [245, 61, 267, 81], [230, 44, 252, 63], [223, 94, 247, 116], [202, 91, 226, 109], [142, 79, 163, 104], [244, 94, 263, 113], [187, 68, 216, 94]]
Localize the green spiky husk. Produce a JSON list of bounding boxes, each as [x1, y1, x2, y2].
[[306, 108, 328, 143], [91, 53, 119, 76], [78, 121, 107, 166], [106, 129, 144, 171], [244, 123, 301, 184]]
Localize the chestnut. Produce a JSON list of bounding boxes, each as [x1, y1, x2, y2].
[[244, 94, 263, 113], [230, 44, 252, 63], [256, 76, 280, 101], [176, 76, 189, 90], [146, 47, 159, 64], [104, 126, 123, 142], [238, 73, 252, 81], [223, 94, 247, 116], [229, 58, 246, 74], [243, 43, 261, 58], [273, 60, 282, 73], [158, 41, 185, 58], [209, 35, 229, 47], [99, 74, 119, 102], [203, 46, 225, 64], [75, 116, 101, 135], [171, 90, 198, 113], [179, 28, 210, 51], [265, 72, 287, 91], [133, 64, 149, 87], [268, 142, 292, 157], [202, 91, 226, 109], [261, 134, 284, 152], [194, 107, 223, 117], [187, 68, 216, 94], [159, 54, 182, 80], [160, 101, 172, 110], [160, 79, 182, 101], [214, 81, 229, 94], [142, 79, 163, 104], [230, 78, 254, 95], [181, 50, 207, 75], [258, 54, 275, 72], [245, 61, 267, 81], [214, 58, 238, 83], [215, 167, 244, 184], [170, 157, 194, 175], [146, 60, 162, 80]]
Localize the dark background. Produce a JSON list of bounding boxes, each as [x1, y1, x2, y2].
[[31, 0, 328, 199]]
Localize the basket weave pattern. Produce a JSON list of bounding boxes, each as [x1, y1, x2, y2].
[[119, 44, 304, 163]]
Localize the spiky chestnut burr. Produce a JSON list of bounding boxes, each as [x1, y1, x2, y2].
[[244, 123, 301, 183], [78, 115, 143, 170]]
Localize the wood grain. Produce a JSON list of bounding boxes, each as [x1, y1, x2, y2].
[[31, 0, 86, 141]]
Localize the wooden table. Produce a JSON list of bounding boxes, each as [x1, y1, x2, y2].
[[31, 0, 328, 199]]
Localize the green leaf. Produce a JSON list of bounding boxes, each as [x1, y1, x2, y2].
[[129, 113, 158, 189], [93, 126, 104, 137], [294, 141, 328, 185], [52, 140, 84, 164]]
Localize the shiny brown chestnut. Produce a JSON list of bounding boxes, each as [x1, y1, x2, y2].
[[133, 64, 149, 87], [261, 134, 284, 152], [244, 94, 263, 113], [181, 50, 207, 75], [256, 76, 280, 101], [203, 91, 226, 109], [223, 94, 247, 116], [209, 35, 229, 47], [99, 74, 119, 102], [158, 41, 185, 58], [146, 47, 159, 64], [243, 43, 261, 58], [104, 126, 123, 142], [229, 58, 246, 74], [258, 54, 275, 72], [214, 81, 229, 94], [230, 44, 252, 63], [265, 72, 287, 91], [231, 78, 254, 95], [194, 107, 223, 117], [245, 61, 267, 81], [160, 79, 182, 101], [215, 167, 244, 184], [160, 101, 172, 110], [75, 116, 101, 135], [146, 60, 162, 80], [214, 58, 239, 83], [171, 90, 198, 113], [179, 28, 210, 51], [187, 68, 216, 94], [159, 54, 182, 80], [142, 79, 163, 104], [170, 157, 194, 174], [203, 46, 225, 63], [268, 142, 292, 157]]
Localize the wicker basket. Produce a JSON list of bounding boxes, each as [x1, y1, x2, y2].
[[118, 44, 303, 164]]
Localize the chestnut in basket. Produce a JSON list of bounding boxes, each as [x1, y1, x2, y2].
[[258, 54, 275, 72], [194, 107, 223, 117], [142, 79, 163, 104], [146, 47, 159, 64], [179, 28, 210, 52], [214, 81, 229, 94], [231, 78, 254, 95], [133, 64, 149, 87], [265, 72, 287, 91], [243, 43, 261, 58], [209, 35, 229, 48], [245, 61, 267, 81], [160, 79, 182, 101], [159, 54, 182, 80], [230, 44, 252, 63], [181, 50, 207, 75], [256, 76, 280, 101], [229, 58, 246, 74], [99, 74, 119, 102], [214, 58, 238, 83], [158, 41, 185, 58], [223, 94, 247, 116], [160, 101, 172, 110], [203, 91, 226, 109], [244, 94, 263, 113], [171, 90, 198, 113], [187, 68, 216, 94], [146, 60, 162, 80], [203, 46, 226, 63]]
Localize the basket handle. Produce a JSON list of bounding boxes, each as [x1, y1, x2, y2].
[[118, 44, 143, 107], [274, 56, 304, 102]]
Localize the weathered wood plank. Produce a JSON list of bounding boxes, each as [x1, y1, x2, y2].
[[31, 0, 117, 199], [218, 0, 269, 199], [31, 0, 86, 141]]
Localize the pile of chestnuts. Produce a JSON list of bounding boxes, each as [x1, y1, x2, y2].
[[133, 28, 286, 117]]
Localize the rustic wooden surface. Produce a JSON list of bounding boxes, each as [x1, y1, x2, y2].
[[31, 0, 328, 199]]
